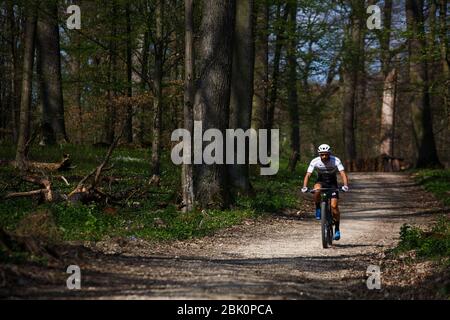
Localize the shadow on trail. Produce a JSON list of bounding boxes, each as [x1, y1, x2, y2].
[[343, 208, 450, 220], [332, 243, 383, 249], [1, 245, 378, 300], [349, 182, 420, 190]]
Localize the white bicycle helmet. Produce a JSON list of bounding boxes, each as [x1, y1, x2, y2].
[[317, 144, 331, 153]]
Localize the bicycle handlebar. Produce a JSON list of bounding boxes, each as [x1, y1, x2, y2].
[[308, 187, 342, 193]]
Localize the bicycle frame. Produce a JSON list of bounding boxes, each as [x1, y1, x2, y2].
[[309, 188, 340, 248]]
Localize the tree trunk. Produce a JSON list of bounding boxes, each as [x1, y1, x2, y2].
[[267, 4, 288, 151], [379, 0, 394, 156], [342, 0, 363, 162], [136, 30, 150, 146], [106, 1, 118, 144], [193, 0, 235, 209], [438, 0, 449, 123], [228, 0, 255, 194], [15, 2, 38, 171], [182, 0, 195, 211], [37, 0, 67, 145], [252, 0, 268, 132], [7, 0, 19, 143], [428, 0, 437, 57], [150, 0, 163, 181], [268, 4, 287, 125], [0, 60, 5, 140], [74, 30, 82, 145], [379, 68, 397, 156], [287, 0, 300, 172], [125, 2, 133, 143], [405, 0, 442, 168], [380, 0, 393, 77], [68, 0, 83, 145], [438, 0, 449, 76]]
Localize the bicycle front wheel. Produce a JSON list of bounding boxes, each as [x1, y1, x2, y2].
[[327, 222, 333, 246], [321, 201, 329, 248]]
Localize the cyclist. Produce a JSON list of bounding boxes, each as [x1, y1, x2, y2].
[[301, 144, 349, 240]]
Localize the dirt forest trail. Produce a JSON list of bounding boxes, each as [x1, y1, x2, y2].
[[3, 172, 448, 299]]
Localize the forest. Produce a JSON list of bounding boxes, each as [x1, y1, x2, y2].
[[0, 0, 449, 206], [0, 0, 449, 300]]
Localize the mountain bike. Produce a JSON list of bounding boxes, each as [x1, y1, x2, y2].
[[309, 188, 341, 249]]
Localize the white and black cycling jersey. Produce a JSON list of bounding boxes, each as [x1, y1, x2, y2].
[[307, 156, 345, 186]]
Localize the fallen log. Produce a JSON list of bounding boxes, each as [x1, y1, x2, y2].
[[4, 123, 135, 206], [10, 154, 72, 172], [4, 135, 118, 205], [68, 129, 121, 203], [4, 176, 65, 203]]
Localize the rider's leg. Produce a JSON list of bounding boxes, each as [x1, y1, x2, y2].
[[331, 198, 340, 231], [313, 183, 322, 219], [313, 183, 322, 206]]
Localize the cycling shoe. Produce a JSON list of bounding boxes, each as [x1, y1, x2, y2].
[[334, 230, 341, 241], [315, 208, 321, 220]]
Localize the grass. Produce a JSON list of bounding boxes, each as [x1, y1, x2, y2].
[[391, 168, 450, 266], [0, 143, 307, 246], [412, 169, 450, 206], [390, 215, 450, 298], [395, 216, 450, 263]]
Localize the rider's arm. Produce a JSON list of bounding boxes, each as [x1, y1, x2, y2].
[[340, 170, 349, 187], [336, 157, 348, 187], [303, 160, 315, 188], [303, 172, 312, 188]]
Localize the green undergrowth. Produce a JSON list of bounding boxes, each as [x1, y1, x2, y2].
[[394, 216, 450, 265], [413, 169, 450, 206], [391, 169, 450, 266], [0, 144, 307, 249]]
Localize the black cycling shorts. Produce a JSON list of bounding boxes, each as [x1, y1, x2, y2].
[[314, 181, 339, 199]]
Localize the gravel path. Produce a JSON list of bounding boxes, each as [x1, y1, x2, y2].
[[2, 173, 448, 299]]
